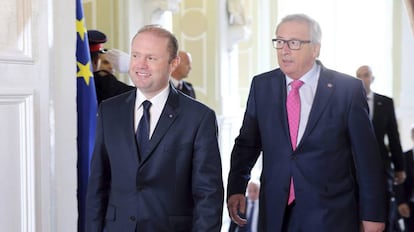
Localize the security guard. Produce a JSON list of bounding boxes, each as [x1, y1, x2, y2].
[[87, 30, 135, 104]]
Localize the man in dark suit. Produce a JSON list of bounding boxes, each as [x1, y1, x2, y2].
[[171, 50, 196, 98], [227, 14, 386, 232], [86, 25, 224, 232], [88, 30, 135, 104], [356, 65, 406, 232], [396, 125, 414, 231]]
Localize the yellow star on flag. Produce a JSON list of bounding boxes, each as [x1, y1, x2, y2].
[[76, 18, 87, 41], [77, 61, 93, 85]]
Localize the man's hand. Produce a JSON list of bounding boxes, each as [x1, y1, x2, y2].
[[398, 203, 411, 218], [227, 194, 247, 226], [394, 171, 406, 185], [361, 221, 385, 232]]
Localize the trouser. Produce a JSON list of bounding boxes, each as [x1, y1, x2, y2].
[[281, 201, 297, 232], [387, 197, 403, 232]]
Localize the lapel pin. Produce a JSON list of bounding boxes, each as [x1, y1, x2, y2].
[[327, 83, 333, 88]]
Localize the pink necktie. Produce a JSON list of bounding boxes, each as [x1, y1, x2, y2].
[[286, 80, 304, 205]]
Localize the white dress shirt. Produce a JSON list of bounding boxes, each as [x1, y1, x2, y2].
[[134, 86, 169, 138], [366, 91, 374, 120], [285, 62, 320, 146], [170, 77, 182, 89]]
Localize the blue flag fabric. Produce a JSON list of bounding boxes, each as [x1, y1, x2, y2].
[[76, 0, 97, 231]]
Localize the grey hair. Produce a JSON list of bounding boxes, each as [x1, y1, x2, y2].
[[276, 14, 322, 45]]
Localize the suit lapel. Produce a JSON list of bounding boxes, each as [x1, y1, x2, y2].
[[300, 67, 335, 143], [119, 91, 140, 164], [140, 86, 180, 165], [260, 70, 291, 151], [274, 71, 291, 147]]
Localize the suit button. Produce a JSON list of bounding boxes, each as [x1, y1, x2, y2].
[[130, 216, 136, 221], [291, 155, 297, 160], [137, 186, 144, 191]]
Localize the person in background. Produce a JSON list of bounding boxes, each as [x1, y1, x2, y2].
[[98, 52, 116, 74], [86, 25, 224, 232], [171, 50, 196, 98], [229, 181, 260, 232], [227, 13, 386, 232], [104, 48, 131, 75], [87, 30, 135, 104], [396, 125, 414, 231], [356, 65, 406, 232]]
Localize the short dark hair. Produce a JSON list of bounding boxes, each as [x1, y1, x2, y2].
[[132, 25, 179, 63]]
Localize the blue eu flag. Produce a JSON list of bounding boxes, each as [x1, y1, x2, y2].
[[76, 0, 97, 231]]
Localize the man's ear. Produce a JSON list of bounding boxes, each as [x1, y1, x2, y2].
[[171, 56, 180, 72], [313, 44, 321, 58]]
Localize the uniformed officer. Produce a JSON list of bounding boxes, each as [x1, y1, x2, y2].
[[87, 30, 135, 104], [87, 30, 108, 72]]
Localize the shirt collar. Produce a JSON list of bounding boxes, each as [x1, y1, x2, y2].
[[285, 62, 320, 88], [135, 85, 169, 110], [366, 91, 374, 100], [170, 77, 182, 88]]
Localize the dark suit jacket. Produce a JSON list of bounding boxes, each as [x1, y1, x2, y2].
[[372, 93, 404, 172], [177, 80, 196, 99], [94, 70, 136, 104], [86, 86, 224, 232], [227, 63, 386, 231], [396, 149, 414, 205]]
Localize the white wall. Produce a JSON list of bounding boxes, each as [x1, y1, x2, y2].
[[397, 4, 414, 151], [0, 0, 77, 231]]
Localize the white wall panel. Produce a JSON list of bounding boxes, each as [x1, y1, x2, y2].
[[0, 0, 33, 63], [0, 0, 78, 230], [0, 90, 35, 232]]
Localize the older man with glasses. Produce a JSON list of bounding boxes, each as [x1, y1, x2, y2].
[[227, 13, 386, 232]]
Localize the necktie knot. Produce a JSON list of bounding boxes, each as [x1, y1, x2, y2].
[[142, 100, 151, 112], [291, 80, 304, 90]]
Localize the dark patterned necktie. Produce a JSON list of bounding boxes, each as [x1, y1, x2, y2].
[[136, 100, 151, 161]]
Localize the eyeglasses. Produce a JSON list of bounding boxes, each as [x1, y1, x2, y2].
[[272, 39, 311, 50]]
